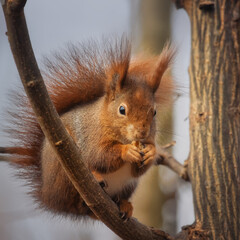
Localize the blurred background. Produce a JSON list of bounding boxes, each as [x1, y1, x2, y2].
[[0, 0, 193, 239]]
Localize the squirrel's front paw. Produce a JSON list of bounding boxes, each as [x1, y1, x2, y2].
[[121, 144, 142, 163], [140, 144, 156, 167]]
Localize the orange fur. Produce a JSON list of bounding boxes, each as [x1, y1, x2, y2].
[[119, 199, 133, 220], [0, 37, 174, 219]]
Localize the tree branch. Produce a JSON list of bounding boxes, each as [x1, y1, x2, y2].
[[155, 145, 189, 181], [1, 1, 172, 239]]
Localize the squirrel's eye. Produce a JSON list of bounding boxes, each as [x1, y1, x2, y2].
[[154, 110, 157, 116], [119, 106, 126, 115]]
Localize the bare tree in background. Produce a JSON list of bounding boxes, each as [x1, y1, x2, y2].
[[132, 0, 177, 235]]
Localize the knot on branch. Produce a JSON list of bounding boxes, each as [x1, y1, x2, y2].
[[195, 111, 208, 123], [150, 227, 173, 240], [181, 222, 211, 240], [180, 160, 189, 181], [55, 140, 63, 146], [27, 80, 36, 88], [199, 0, 215, 10]]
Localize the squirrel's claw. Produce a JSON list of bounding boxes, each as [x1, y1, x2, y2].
[[119, 199, 133, 222], [92, 171, 107, 188], [119, 211, 126, 219], [140, 144, 156, 167], [99, 180, 108, 188]]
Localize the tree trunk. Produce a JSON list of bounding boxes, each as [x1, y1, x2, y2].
[[179, 0, 240, 239]]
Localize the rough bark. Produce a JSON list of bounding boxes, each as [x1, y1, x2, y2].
[[176, 0, 240, 239]]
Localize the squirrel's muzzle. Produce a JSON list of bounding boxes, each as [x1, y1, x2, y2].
[[126, 123, 150, 141]]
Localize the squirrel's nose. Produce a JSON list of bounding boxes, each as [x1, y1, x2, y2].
[[135, 127, 149, 140]]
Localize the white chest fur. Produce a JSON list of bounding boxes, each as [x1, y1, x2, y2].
[[101, 163, 137, 196]]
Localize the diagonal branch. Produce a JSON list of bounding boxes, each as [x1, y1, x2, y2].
[[1, 1, 172, 239], [155, 144, 189, 181]]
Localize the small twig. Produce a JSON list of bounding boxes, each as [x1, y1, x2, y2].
[[155, 144, 189, 181], [161, 140, 176, 150]]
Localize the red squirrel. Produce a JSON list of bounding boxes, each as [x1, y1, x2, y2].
[[0, 38, 174, 220]]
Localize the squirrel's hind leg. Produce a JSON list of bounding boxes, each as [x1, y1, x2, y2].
[[119, 199, 133, 221]]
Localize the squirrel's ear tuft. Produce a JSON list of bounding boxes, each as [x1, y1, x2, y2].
[[106, 37, 131, 99], [148, 43, 175, 93], [108, 59, 129, 92]]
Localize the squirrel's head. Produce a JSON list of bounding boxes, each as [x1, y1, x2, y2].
[[103, 43, 175, 143], [107, 83, 156, 142]]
